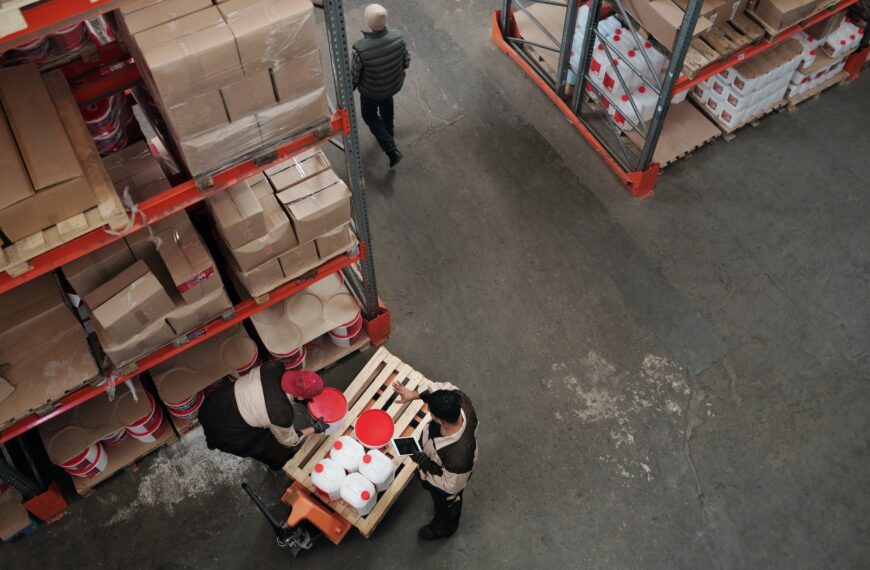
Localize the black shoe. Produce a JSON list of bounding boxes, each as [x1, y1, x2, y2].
[[388, 149, 403, 168], [418, 525, 452, 540]]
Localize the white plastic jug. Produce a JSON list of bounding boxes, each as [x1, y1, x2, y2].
[[329, 435, 365, 473], [589, 42, 609, 82], [640, 40, 668, 79], [597, 16, 622, 37], [358, 449, 396, 493], [795, 31, 819, 69], [610, 94, 635, 131], [340, 472, 377, 516], [603, 57, 640, 96], [311, 458, 346, 502], [610, 32, 637, 60], [633, 84, 658, 123]]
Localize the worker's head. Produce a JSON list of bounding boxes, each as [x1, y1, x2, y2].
[[281, 370, 324, 400], [364, 3, 388, 32], [427, 390, 462, 425]]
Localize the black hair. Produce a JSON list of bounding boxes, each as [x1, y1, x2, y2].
[[428, 390, 461, 423]]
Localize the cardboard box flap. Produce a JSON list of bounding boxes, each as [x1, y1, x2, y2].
[[62, 239, 136, 297], [285, 179, 350, 221], [155, 222, 221, 301], [267, 151, 330, 191], [208, 179, 268, 249], [275, 169, 339, 202], [0, 106, 34, 210], [134, 6, 226, 48], [264, 147, 318, 175], [0, 377, 13, 406], [0, 486, 30, 542], [123, 0, 212, 34]]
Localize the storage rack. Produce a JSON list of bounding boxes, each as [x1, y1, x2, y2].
[[493, 0, 866, 196], [0, 0, 387, 489]]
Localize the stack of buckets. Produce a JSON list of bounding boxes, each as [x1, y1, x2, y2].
[[60, 392, 167, 479], [271, 344, 307, 371], [163, 391, 206, 423], [0, 22, 90, 67], [328, 308, 363, 348], [80, 93, 135, 156], [228, 350, 261, 381]]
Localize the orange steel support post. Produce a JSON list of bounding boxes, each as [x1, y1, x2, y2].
[[844, 45, 869, 80], [363, 299, 391, 346], [491, 10, 659, 197], [23, 480, 68, 523], [282, 482, 352, 545]]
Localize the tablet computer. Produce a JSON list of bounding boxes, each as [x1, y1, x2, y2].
[[391, 436, 422, 456]]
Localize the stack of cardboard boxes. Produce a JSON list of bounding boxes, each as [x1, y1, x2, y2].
[[751, 0, 835, 33], [63, 208, 233, 366], [118, 0, 330, 175], [208, 148, 356, 297], [0, 275, 99, 428], [0, 65, 122, 242]]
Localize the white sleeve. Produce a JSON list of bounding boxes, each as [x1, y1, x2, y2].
[[417, 378, 459, 395], [269, 424, 302, 448]]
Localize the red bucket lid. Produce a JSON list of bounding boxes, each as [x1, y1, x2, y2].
[[354, 409, 394, 448], [307, 387, 347, 423]]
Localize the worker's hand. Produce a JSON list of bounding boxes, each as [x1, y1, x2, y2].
[[411, 451, 443, 476], [312, 417, 329, 434], [393, 381, 419, 403]]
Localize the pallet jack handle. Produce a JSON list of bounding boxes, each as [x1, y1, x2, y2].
[[242, 482, 292, 542]]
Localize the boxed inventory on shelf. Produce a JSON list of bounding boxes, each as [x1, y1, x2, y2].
[[102, 141, 172, 203], [118, 0, 330, 175], [621, 0, 714, 47], [0, 65, 121, 242], [0, 275, 99, 428], [751, 0, 834, 32]]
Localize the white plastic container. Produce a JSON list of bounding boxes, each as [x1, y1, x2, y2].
[[340, 472, 377, 516], [640, 40, 668, 77], [597, 16, 622, 37], [633, 84, 658, 123], [311, 458, 346, 501], [610, 32, 637, 59], [603, 57, 640, 96], [717, 67, 735, 86], [730, 69, 757, 97], [611, 94, 634, 131], [358, 449, 395, 493], [589, 42, 609, 82], [329, 435, 365, 473], [718, 107, 743, 130]]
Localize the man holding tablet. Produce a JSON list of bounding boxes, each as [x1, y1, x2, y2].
[[393, 378, 478, 540]]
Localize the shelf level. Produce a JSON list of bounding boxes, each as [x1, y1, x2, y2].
[[673, 0, 859, 93], [0, 0, 125, 50], [0, 246, 366, 445], [0, 109, 349, 295]]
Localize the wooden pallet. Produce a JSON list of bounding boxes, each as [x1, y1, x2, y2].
[[694, 97, 786, 139], [284, 347, 430, 538], [785, 71, 848, 110], [683, 15, 766, 78]]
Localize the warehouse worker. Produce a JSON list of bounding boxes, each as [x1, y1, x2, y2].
[[199, 361, 329, 470], [393, 378, 478, 540], [352, 3, 410, 168]]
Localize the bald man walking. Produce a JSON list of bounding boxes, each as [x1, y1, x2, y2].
[[352, 3, 410, 168]]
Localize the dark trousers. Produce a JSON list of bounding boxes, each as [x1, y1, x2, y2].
[[423, 480, 463, 536], [198, 384, 295, 471], [360, 95, 396, 153]]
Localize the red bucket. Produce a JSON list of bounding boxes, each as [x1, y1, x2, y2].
[[354, 409, 394, 449], [330, 311, 362, 337], [328, 317, 364, 348], [100, 429, 128, 447], [307, 388, 347, 435], [229, 351, 261, 381], [125, 392, 166, 442], [165, 390, 205, 421], [61, 443, 108, 478]]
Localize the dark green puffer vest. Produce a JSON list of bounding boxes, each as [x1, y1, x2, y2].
[[353, 28, 406, 99]]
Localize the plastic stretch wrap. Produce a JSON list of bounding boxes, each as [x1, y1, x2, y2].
[[119, 0, 329, 176]]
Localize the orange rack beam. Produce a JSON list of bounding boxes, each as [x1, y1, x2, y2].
[[0, 110, 348, 295], [0, 243, 367, 444]]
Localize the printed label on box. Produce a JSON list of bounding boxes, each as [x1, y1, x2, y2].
[[177, 267, 215, 293]]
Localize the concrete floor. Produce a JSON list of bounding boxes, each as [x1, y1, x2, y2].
[[5, 1, 870, 568]]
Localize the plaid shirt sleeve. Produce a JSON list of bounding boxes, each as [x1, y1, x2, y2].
[[351, 47, 362, 90]]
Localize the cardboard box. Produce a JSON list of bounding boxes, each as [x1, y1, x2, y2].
[[281, 179, 352, 244], [164, 90, 229, 137], [622, 0, 713, 48], [218, 0, 318, 74], [155, 222, 221, 304], [753, 0, 823, 31], [140, 21, 243, 104], [0, 108, 33, 210], [673, 0, 732, 25], [278, 241, 317, 280], [274, 168, 337, 200], [271, 49, 323, 102], [208, 179, 268, 248], [229, 194, 298, 271], [180, 115, 261, 175], [0, 64, 82, 191], [315, 223, 356, 260], [123, 0, 212, 34], [804, 9, 844, 39], [0, 488, 30, 542], [248, 172, 272, 198], [0, 177, 97, 241], [264, 147, 318, 175], [235, 257, 284, 296], [266, 151, 330, 191], [133, 6, 225, 48], [84, 259, 176, 343], [165, 286, 233, 334], [102, 141, 172, 203], [62, 239, 136, 296], [97, 317, 176, 366], [221, 69, 277, 121], [0, 274, 75, 364], [256, 87, 329, 144]]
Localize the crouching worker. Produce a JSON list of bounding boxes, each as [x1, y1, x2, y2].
[[393, 378, 479, 540], [199, 360, 329, 470]]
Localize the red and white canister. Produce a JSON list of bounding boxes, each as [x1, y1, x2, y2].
[[100, 429, 128, 447], [330, 311, 363, 337], [61, 443, 108, 479], [229, 351, 261, 381], [271, 346, 306, 370], [165, 390, 205, 422], [328, 316, 364, 348], [125, 392, 166, 443]]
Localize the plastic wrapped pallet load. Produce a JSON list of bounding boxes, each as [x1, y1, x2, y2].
[[118, 0, 330, 176]]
